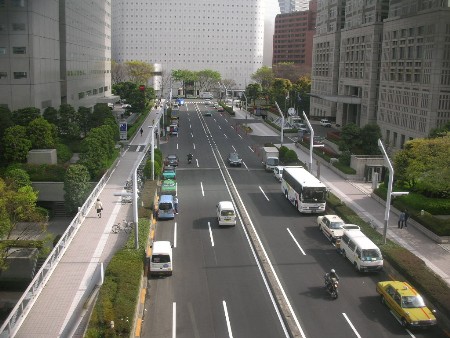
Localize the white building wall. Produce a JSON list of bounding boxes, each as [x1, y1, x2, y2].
[[112, 0, 265, 93], [0, 0, 61, 111], [62, 0, 112, 109]]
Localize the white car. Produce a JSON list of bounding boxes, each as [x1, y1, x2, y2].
[[320, 119, 332, 127], [317, 215, 345, 243], [121, 103, 132, 109], [273, 166, 284, 181]]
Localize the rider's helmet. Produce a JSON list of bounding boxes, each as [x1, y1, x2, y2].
[[330, 269, 335, 274]]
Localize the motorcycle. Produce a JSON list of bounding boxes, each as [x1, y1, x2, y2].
[[324, 276, 339, 299]]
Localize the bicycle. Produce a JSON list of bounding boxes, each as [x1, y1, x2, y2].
[[112, 220, 133, 234]]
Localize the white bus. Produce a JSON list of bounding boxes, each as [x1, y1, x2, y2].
[[199, 91, 213, 99], [281, 166, 327, 213]]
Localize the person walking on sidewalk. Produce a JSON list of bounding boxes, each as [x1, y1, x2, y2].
[[398, 211, 405, 229], [95, 198, 103, 218], [404, 210, 409, 228], [140, 127, 143, 137], [173, 196, 179, 214]]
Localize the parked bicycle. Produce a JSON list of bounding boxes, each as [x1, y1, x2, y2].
[[112, 219, 133, 234]]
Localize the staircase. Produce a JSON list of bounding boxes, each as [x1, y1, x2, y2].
[[53, 202, 68, 217]]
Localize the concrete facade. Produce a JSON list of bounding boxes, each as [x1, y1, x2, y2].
[[111, 0, 266, 94], [310, 0, 450, 150], [0, 0, 112, 112]]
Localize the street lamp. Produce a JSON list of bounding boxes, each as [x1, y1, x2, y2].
[[378, 139, 409, 244], [275, 102, 284, 146], [302, 111, 314, 173], [148, 125, 155, 180]]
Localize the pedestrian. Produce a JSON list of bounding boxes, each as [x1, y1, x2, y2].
[[173, 196, 178, 214], [95, 198, 103, 218], [398, 211, 405, 229], [404, 210, 409, 228], [140, 127, 143, 136]]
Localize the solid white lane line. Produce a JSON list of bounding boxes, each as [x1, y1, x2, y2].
[[222, 301, 234, 338], [287, 228, 306, 255], [200, 182, 204, 196], [232, 145, 236, 152], [248, 145, 254, 152], [174, 222, 177, 248], [208, 222, 214, 247], [259, 186, 270, 201], [342, 313, 361, 338], [172, 302, 176, 338]]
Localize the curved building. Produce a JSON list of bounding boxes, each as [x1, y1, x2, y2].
[[112, 0, 266, 93]]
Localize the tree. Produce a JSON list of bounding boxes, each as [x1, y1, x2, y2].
[[245, 83, 262, 106], [360, 124, 382, 155], [270, 78, 292, 112], [0, 178, 47, 271], [2, 125, 32, 162], [196, 69, 221, 92], [339, 123, 361, 152], [112, 81, 137, 101], [172, 69, 197, 96], [43, 106, 59, 126], [4, 168, 32, 190], [292, 75, 311, 114], [78, 106, 92, 137], [111, 60, 128, 84], [251, 66, 274, 91], [273, 62, 310, 83], [58, 104, 81, 139], [64, 164, 91, 214], [393, 136, 450, 197], [91, 104, 115, 129], [429, 121, 450, 138], [12, 107, 41, 126], [0, 107, 14, 142], [27, 117, 57, 149], [125, 60, 154, 85]]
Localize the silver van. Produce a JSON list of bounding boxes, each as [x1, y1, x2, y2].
[[158, 195, 175, 220], [340, 229, 383, 272]]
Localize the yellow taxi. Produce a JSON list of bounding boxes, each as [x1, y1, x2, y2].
[[376, 281, 437, 328]]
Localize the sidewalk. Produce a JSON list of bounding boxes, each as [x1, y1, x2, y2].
[[232, 107, 450, 287], [8, 109, 161, 338]]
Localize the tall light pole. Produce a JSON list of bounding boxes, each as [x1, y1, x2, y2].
[[275, 102, 284, 146], [378, 139, 409, 244], [148, 125, 155, 180], [302, 111, 314, 173]]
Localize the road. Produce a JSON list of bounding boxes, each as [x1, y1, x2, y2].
[[142, 100, 446, 338]]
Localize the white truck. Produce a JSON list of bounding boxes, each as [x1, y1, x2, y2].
[[261, 147, 279, 171]]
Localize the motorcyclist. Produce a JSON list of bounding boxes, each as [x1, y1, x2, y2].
[[187, 153, 193, 162], [324, 269, 340, 287]]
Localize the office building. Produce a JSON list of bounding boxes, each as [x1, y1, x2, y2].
[[310, 0, 450, 149], [112, 0, 266, 94], [273, 0, 316, 70], [0, 0, 112, 112], [278, 0, 310, 14]]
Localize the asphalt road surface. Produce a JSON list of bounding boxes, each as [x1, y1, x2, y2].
[[141, 101, 446, 338]]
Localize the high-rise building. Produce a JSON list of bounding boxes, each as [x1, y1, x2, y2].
[[310, 0, 450, 149], [278, 0, 310, 14], [0, 0, 112, 112], [112, 0, 266, 94], [273, 0, 317, 71]]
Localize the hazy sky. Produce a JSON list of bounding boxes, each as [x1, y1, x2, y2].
[[263, 0, 281, 66]]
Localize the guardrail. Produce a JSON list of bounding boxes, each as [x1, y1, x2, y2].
[[0, 159, 117, 338]]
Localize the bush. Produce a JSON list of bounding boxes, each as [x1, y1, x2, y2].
[[278, 146, 289, 162], [284, 149, 298, 164], [332, 161, 356, 174], [13, 163, 68, 181], [56, 143, 73, 164]]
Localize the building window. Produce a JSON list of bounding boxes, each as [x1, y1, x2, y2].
[[0, 72, 7, 79], [13, 47, 26, 54], [13, 72, 27, 79], [0, 47, 6, 54], [12, 23, 26, 31], [11, 0, 26, 7]]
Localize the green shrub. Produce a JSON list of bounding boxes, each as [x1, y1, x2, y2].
[[284, 149, 298, 164], [332, 161, 356, 174], [56, 143, 73, 164], [278, 146, 289, 162]]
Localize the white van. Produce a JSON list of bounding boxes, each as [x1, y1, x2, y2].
[[150, 241, 173, 276], [216, 201, 236, 227], [340, 229, 383, 272]]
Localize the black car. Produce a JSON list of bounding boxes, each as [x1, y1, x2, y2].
[[204, 111, 212, 116], [227, 152, 242, 167], [164, 154, 179, 167]]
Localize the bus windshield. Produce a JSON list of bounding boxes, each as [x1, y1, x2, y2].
[[301, 187, 327, 203]]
